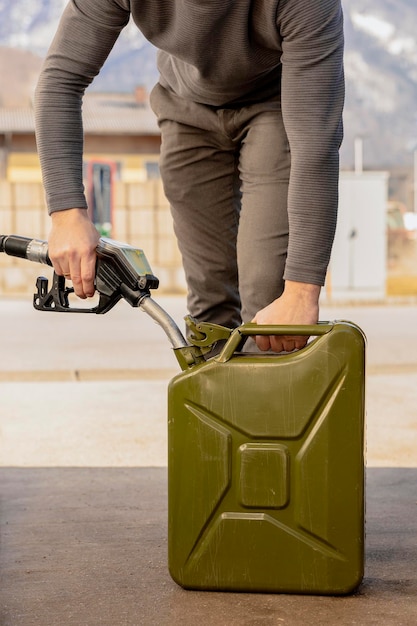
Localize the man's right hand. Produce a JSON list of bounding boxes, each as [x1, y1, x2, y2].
[[49, 208, 100, 299]]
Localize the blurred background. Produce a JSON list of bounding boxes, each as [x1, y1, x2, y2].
[[0, 0, 417, 301]]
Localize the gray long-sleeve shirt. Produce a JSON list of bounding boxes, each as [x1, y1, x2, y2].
[[35, 0, 344, 286]]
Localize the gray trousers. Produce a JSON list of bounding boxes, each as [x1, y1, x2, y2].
[[150, 84, 291, 329]]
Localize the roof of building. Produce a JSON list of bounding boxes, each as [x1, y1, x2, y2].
[[0, 90, 159, 135], [0, 108, 34, 132]]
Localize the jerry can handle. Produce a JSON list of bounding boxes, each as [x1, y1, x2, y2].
[[216, 322, 334, 363]]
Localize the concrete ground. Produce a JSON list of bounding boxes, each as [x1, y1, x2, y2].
[[0, 296, 417, 625]]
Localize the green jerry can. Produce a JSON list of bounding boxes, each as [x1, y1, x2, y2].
[[168, 322, 366, 595]]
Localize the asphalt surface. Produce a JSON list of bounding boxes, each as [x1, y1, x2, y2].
[[0, 296, 416, 625]]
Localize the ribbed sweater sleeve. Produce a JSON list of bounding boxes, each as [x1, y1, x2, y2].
[[34, 0, 130, 212], [278, 0, 344, 285]]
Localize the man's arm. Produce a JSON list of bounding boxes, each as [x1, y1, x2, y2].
[[278, 0, 344, 286], [34, 0, 130, 296], [253, 0, 344, 351]]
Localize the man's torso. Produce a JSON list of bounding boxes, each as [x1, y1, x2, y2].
[[127, 0, 283, 106]]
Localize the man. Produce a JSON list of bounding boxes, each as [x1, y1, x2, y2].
[[35, 0, 344, 353]]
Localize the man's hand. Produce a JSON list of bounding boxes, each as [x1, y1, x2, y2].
[[49, 208, 100, 299], [252, 281, 321, 353]]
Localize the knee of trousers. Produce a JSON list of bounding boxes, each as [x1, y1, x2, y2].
[[238, 256, 286, 322]]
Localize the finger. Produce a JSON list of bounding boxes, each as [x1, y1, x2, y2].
[[55, 264, 72, 281], [269, 335, 287, 353], [255, 335, 272, 352], [281, 339, 296, 353], [68, 248, 97, 299], [69, 270, 86, 299], [48, 246, 72, 282], [292, 335, 309, 350], [256, 335, 308, 354], [47, 251, 65, 277], [279, 336, 309, 353], [65, 252, 86, 298], [80, 251, 97, 298]]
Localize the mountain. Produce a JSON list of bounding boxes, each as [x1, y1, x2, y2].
[[341, 0, 417, 169], [1, 0, 417, 170], [0, 0, 158, 94]]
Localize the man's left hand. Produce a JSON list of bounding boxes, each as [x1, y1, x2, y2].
[[252, 281, 321, 353]]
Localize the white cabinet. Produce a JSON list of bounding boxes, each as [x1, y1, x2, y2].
[[327, 171, 388, 301]]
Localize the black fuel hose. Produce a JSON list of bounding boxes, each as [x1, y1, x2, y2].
[[0, 235, 51, 265]]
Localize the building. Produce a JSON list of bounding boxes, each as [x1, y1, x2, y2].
[[0, 86, 161, 184]]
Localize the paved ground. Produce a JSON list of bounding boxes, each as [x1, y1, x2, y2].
[[1, 296, 416, 468], [0, 296, 417, 625], [0, 467, 416, 626]]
